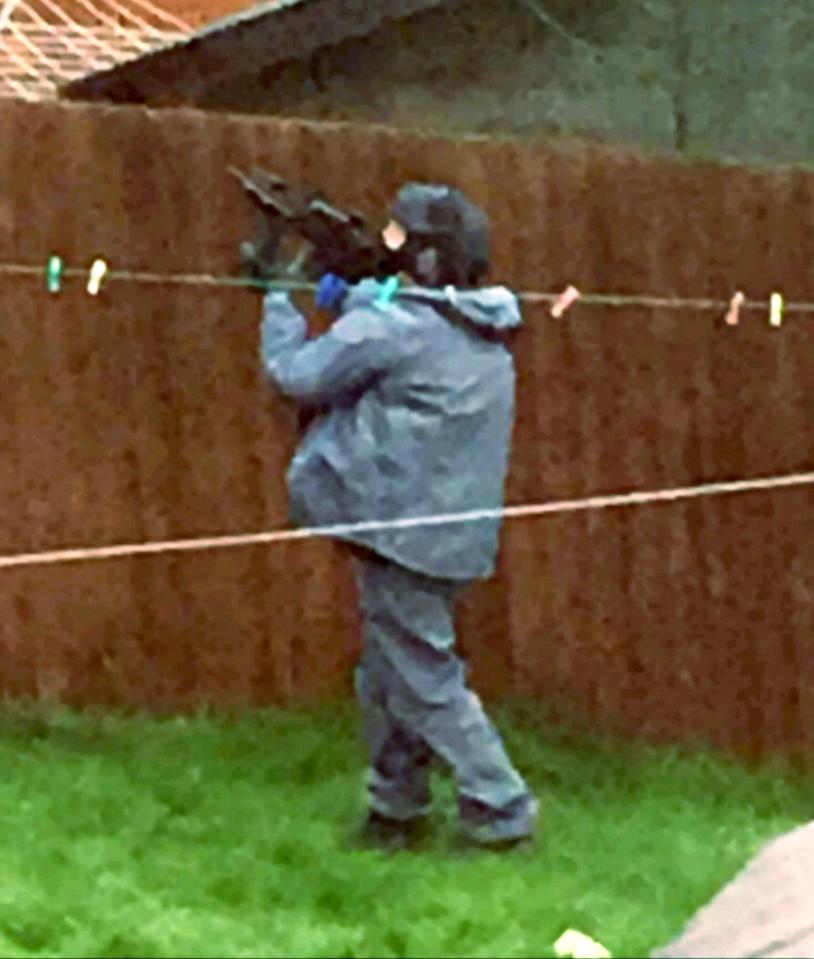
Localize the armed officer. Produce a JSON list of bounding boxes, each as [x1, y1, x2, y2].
[[260, 182, 538, 852]]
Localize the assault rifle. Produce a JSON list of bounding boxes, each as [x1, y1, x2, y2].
[[230, 167, 394, 289]]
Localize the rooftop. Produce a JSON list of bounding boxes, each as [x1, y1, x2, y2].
[[58, 0, 449, 105], [0, 0, 193, 100]]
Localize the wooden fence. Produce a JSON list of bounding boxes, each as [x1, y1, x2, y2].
[[0, 97, 811, 766]]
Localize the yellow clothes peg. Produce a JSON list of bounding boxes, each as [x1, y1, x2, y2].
[[768, 292, 784, 328], [87, 259, 108, 296]]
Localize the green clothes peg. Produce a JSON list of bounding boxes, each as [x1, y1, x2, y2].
[[46, 255, 64, 294]]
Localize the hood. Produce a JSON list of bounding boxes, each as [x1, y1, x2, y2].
[[344, 280, 523, 334]]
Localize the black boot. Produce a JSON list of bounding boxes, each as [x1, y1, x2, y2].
[[356, 810, 431, 852], [451, 831, 535, 855]]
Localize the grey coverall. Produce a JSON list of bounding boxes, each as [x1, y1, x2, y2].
[[261, 279, 538, 844]]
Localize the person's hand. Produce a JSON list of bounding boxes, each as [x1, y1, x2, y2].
[[315, 273, 350, 312]]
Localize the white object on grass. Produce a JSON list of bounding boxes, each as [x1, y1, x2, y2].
[[554, 929, 612, 959]]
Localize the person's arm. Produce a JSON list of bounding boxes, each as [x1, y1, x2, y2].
[[260, 291, 414, 406]]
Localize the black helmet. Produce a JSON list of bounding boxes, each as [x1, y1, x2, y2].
[[389, 183, 490, 287]]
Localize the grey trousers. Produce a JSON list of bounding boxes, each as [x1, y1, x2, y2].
[[351, 549, 538, 845]]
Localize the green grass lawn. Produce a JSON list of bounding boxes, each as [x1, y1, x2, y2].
[[0, 694, 810, 959]]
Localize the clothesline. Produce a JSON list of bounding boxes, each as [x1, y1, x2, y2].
[[0, 258, 810, 573], [0, 261, 811, 323], [0, 470, 811, 571]]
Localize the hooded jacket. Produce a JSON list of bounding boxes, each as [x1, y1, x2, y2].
[[260, 279, 523, 581]]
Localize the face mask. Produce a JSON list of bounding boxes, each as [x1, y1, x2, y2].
[[382, 235, 440, 283], [414, 247, 440, 284]]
